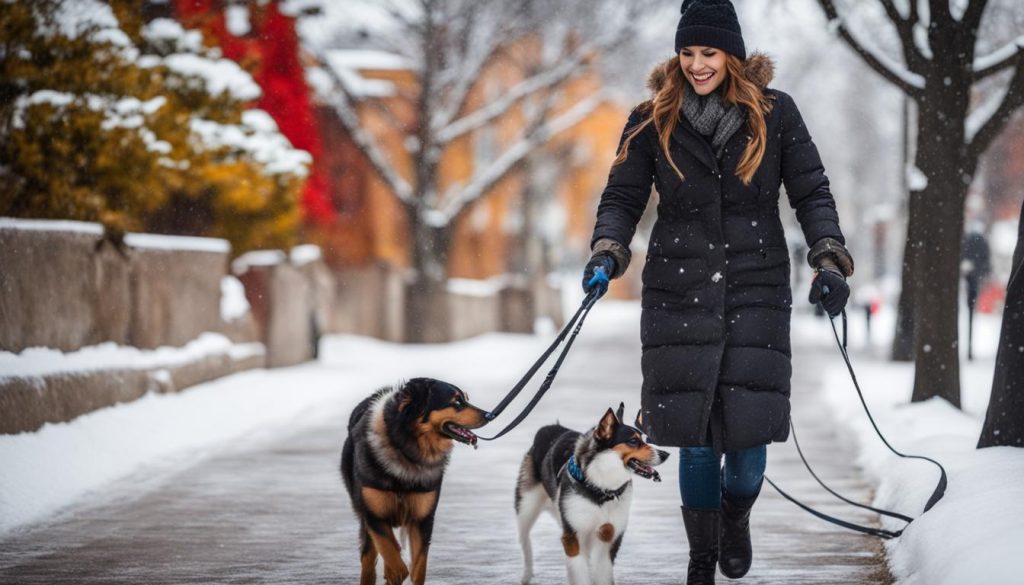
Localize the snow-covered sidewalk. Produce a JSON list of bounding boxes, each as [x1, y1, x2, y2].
[[0, 302, 886, 583]]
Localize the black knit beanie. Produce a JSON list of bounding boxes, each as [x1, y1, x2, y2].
[[675, 0, 746, 60]]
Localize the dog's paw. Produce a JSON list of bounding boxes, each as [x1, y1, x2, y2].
[[384, 563, 409, 585]]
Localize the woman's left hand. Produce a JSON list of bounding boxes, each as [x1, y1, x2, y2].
[[809, 268, 849, 317]]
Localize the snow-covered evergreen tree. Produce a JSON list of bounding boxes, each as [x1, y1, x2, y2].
[[0, 0, 310, 254]]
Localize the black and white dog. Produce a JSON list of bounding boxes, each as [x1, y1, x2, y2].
[[515, 404, 669, 585]]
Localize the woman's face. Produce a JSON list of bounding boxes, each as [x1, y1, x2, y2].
[[679, 46, 728, 95]]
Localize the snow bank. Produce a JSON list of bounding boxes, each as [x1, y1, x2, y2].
[[0, 333, 239, 380], [809, 311, 1024, 585]]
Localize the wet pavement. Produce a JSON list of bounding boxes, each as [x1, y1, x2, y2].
[[0, 308, 887, 584]]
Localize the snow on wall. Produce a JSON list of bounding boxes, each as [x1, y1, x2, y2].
[[0, 219, 231, 253], [0, 218, 103, 236], [0, 333, 236, 380]]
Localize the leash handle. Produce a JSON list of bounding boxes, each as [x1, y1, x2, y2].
[[478, 292, 599, 441]]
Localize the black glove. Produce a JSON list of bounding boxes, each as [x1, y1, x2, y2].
[[582, 253, 617, 298], [809, 268, 849, 317]]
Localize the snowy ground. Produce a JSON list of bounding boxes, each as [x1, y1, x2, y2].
[[0, 300, 1017, 583]]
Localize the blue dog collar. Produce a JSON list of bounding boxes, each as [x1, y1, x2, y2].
[[567, 455, 586, 483]]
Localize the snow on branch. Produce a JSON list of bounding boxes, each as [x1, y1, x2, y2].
[[437, 92, 604, 223], [818, 0, 926, 96], [968, 57, 1024, 159], [435, 49, 590, 145], [973, 36, 1024, 80]]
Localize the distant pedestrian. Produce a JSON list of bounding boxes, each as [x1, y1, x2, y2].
[[581, 1, 853, 583], [962, 225, 991, 360]]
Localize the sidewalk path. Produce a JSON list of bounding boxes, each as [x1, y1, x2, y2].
[[0, 305, 887, 583]]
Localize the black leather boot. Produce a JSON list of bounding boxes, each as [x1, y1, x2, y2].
[[681, 506, 720, 585], [718, 488, 759, 578]]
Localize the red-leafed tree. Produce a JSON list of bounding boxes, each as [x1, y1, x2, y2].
[[175, 0, 333, 224]]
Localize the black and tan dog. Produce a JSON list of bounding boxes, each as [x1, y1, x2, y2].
[[341, 377, 488, 585], [515, 404, 669, 585]]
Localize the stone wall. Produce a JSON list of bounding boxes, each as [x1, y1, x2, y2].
[[0, 221, 229, 353], [328, 263, 407, 342], [0, 219, 566, 433], [0, 219, 264, 435], [233, 247, 337, 367]]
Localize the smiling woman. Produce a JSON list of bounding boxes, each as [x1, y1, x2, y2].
[[579, 0, 857, 583]]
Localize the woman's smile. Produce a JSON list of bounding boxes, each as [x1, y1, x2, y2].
[[690, 70, 716, 85]]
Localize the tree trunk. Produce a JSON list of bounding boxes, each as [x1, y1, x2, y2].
[[978, 200, 1024, 448], [405, 217, 454, 343], [907, 88, 972, 407], [891, 95, 915, 362], [892, 209, 919, 361]]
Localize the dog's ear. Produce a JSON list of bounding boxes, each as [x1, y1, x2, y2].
[[635, 409, 643, 429], [396, 380, 431, 422], [596, 407, 618, 442], [615, 402, 625, 422]]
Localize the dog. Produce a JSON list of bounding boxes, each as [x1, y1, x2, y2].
[[341, 377, 488, 585], [515, 404, 669, 585]]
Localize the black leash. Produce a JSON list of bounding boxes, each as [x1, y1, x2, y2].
[[766, 307, 948, 539], [477, 290, 600, 441]]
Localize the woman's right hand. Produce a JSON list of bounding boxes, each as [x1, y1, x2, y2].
[[582, 253, 617, 298]]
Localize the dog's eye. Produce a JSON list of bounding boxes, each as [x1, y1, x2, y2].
[[627, 438, 640, 447], [452, 400, 464, 409]]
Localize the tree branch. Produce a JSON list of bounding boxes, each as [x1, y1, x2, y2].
[[440, 91, 605, 223], [816, 0, 926, 97], [877, 0, 925, 66], [968, 59, 1024, 160], [928, 0, 952, 26], [963, 0, 990, 29], [430, 39, 504, 135], [973, 37, 1024, 81], [435, 48, 591, 146]]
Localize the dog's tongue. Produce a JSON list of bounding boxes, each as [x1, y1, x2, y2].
[[444, 423, 479, 449], [628, 459, 661, 482]]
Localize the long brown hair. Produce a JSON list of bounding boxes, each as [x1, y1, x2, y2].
[[613, 54, 773, 185]]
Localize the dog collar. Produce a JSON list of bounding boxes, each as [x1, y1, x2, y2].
[[567, 455, 629, 503], [567, 455, 586, 483]]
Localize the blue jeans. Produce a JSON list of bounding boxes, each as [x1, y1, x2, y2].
[[678, 445, 766, 510]]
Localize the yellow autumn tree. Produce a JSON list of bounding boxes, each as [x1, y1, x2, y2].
[[0, 0, 307, 254]]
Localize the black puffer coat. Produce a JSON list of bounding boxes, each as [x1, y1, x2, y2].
[[591, 54, 845, 452]]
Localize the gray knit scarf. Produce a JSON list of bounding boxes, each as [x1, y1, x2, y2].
[[682, 82, 746, 159]]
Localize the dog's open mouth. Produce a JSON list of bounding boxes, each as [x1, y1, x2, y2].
[[628, 459, 661, 482], [442, 422, 479, 448]]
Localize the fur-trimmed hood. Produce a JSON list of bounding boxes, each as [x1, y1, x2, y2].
[[646, 51, 775, 94]]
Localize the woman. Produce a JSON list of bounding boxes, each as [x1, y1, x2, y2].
[[582, 1, 854, 583]]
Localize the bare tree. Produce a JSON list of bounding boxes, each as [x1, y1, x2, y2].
[[313, 0, 655, 342], [816, 0, 1024, 406]]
